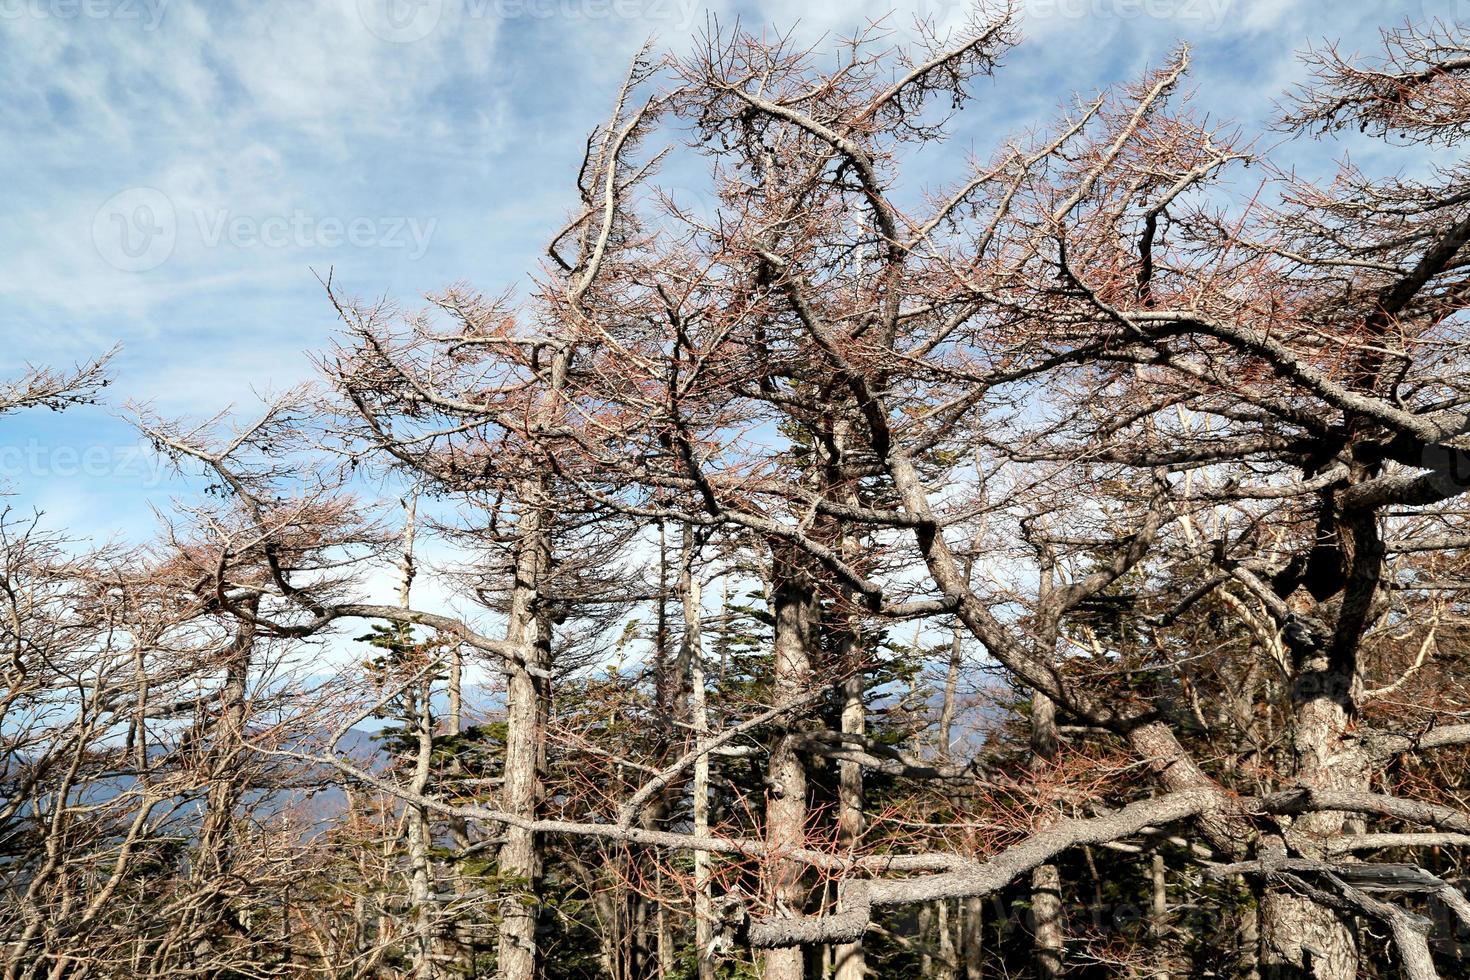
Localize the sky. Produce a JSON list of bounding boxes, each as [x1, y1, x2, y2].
[[0, 0, 1462, 548]]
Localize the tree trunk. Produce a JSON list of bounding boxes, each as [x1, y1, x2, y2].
[[826, 416, 867, 980], [1260, 500, 1384, 979], [938, 542, 980, 760], [682, 529, 717, 980], [1150, 852, 1168, 980], [939, 624, 963, 758], [408, 679, 439, 979], [498, 487, 551, 980], [191, 594, 258, 969], [765, 550, 815, 980], [833, 664, 866, 980], [1030, 693, 1064, 980], [1258, 676, 1361, 979], [198, 600, 256, 883], [962, 895, 983, 980], [398, 492, 442, 979], [937, 900, 957, 980]]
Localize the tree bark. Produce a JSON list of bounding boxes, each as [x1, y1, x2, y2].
[[407, 679, 439, 979], [191, 595, 258, 968], [1150, 852, 1168, 980], [398, 492, 442, 979], [765, 550, 816, 980], [937, 900, 957, 980], [833, 662, 866, 980], [962, 895, 983, 980], [1030, 693, 1064, 980], [682, 528, 717, 980], [498, 485, 552, 980], [1260, 500, 1383, 979], [939, 624, 963, 759]]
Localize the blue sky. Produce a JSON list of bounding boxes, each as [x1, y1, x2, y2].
[[0, 0, 1461, 544]]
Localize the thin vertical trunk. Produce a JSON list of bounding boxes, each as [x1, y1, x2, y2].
[[937, 901, 957, 980], [407, 681, 437, 978], [449, 649, 462, 737], [656, 522, 671, 708], [399, 492, 440, 979], [918, 904, 934, 976], [827, 419, 868, 980], [1030, 692, 1064, 980], [682, 529, 717, 980], [1029, 554, 1065, 980], [947, 545, 984, 980], [765, 550, 815, 980], [657, 877, 673, 980], [939, 625, 963, 759], [638, 520, 686, 980], [833, 664, 866, 980], [499, 484, 551, 980], [444, 587, 473, 974], [1150, 852, 1168, 980], [939, 543, 980, 759], [962, 896, 983, 980], [814, 409, 869, 980]]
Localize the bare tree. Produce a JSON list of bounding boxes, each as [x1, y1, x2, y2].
[[16, 8, 1470, 980]]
